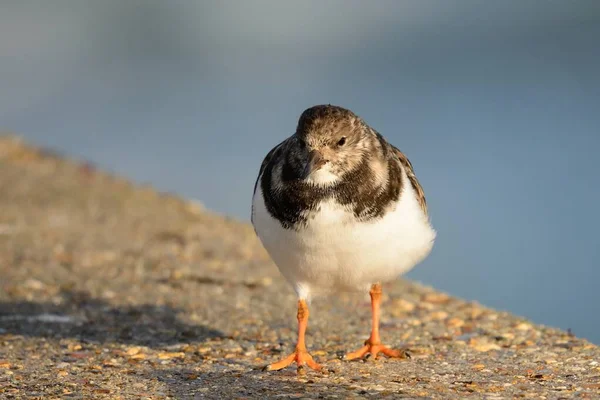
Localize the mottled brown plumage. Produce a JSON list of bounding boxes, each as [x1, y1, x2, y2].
[[391, 145, 428, 215], [252, 104, 429, 228]]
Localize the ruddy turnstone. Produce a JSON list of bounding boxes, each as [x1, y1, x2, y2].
[[251, 104, 436, 372]]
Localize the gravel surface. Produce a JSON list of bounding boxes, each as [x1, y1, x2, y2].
[[1, 136, 599, 399]]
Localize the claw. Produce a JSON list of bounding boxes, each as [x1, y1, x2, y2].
[[344, 341, 410, 361], [265, 348, 322, 372]]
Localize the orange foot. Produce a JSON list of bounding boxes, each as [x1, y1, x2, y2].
[[344, 339, 411, 361], [264, 348, 322, 372]]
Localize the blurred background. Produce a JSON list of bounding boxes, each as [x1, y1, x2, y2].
[[1, 1, 599, 343]]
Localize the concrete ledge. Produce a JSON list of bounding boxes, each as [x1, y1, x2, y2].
[[1, 136, 598, 399]]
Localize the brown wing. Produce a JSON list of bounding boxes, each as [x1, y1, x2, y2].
[[390, 145, 428, 216]]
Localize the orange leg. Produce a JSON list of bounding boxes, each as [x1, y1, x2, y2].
[[265, 299, 322, 372], [344, 283, 410, 361]]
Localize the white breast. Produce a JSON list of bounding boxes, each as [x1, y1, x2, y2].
[[251, 170, 436, 300]]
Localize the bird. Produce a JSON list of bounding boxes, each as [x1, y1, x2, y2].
[[251, 104, 436, 372]]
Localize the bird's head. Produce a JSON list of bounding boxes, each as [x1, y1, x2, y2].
[[292, 104, 370, 185]]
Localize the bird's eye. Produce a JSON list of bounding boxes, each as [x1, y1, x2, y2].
[[337, 137, 346, 147]]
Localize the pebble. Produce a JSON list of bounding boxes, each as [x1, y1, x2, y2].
[[516, 323, 533, 331], [430, 311, 449, 321], [468, 338, 502, 352], [422, 292, 451, 304], [157, 352, 185, 360]]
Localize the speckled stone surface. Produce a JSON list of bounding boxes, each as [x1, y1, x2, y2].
[[1, 136, 599, 399]]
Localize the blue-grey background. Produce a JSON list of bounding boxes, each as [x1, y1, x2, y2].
[[2, 1, 599, 343]]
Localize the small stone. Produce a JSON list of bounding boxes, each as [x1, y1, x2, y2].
[[469, 338, 501, 352], [68, 343, 82, 351], [186, 200, 205, 215], [157, 352, 185, 360], [23, 279, 45, 290], [447, 317, 464, 328], [422, 292, 451, 305], [430, 311, 448, 321], [392, 299, 416, 313], [473, 342, 501, 352], [261, 277, 273, 286], [516, 322, 532, 331], [126, 347, 141, 356], [103, 359, 120, 367]]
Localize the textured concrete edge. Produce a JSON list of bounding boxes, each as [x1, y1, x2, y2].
[[0, 133, 594, 348]]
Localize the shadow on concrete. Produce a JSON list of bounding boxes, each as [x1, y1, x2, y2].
[[147, 367, 355, 399], [0, 289, 223, 347]]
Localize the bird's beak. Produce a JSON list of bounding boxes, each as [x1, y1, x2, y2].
[[302, 150, 327, 178]]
